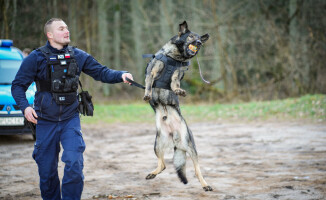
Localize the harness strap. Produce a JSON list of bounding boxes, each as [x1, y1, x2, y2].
[[78, 80, 84, 91], [154, 53, 190, 67], [142, 54, 155, 59], [143, 53, 190, 66], [38, 46, 51, 54]]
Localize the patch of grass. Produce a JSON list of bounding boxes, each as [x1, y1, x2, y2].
[[81, 104, 155, 124], [81, 94, 326, 124], [182, 94, 326, 122]]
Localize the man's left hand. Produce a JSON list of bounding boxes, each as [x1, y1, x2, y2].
[[122, 73, 134, 85]]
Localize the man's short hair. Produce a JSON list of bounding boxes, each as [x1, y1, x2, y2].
[[44, 18, 64, 35]]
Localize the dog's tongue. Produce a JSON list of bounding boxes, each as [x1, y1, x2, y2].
[[188, 44, 198, 53]]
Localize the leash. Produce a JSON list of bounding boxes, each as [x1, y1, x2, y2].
[[126, 77, 145, 90], [196, 55, 210, 84]]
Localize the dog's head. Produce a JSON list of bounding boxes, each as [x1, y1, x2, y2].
[[171, 21, 209, 60]]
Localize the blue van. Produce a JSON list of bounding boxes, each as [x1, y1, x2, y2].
[[0, 39, 36, 140]]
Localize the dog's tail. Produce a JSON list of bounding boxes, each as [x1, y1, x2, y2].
[[173, 147, 188, 184]]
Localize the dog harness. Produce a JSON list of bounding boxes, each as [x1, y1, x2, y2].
[[144, 53, 190, 90], [36, 46, 79, 105]]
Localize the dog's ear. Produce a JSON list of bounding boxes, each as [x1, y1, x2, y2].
[[179, 21, 189, 35], [200, 34, 210, 43]]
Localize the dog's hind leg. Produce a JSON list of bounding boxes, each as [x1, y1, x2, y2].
[[146, 107, 169, 180], [146, 131, 166, 180], [183, 121, 213, 191]]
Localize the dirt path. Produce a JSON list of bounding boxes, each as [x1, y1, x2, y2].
[[0, 121, 326, 200]]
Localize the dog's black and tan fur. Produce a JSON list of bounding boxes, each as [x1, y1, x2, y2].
[[143, 21, 212, 191]]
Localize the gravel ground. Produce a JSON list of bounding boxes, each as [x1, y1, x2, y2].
[[0, 121, 326, 200]]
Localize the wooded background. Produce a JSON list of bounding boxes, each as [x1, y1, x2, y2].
[[1, 0, 325, 103]]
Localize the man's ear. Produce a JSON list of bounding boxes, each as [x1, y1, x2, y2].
[[178, 21, 189, 36], [200, 33, 210, 43], [47, 32, 53, 39]]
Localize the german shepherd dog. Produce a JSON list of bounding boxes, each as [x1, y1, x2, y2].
[[143, 21, 212, 191]]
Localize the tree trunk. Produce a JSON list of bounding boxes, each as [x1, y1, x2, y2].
[[11, 0, 17, 39], [84, 0, 91, 54], [98, 0, 110, 96], [68, 0, 77, 42], [113, 0, 121, 69], [160, 0, 173, 42], [131, 0, 144, 82], [2, 0, 10, 38], [211, 0, 228, 98]]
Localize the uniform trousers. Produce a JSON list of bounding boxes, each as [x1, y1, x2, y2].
[[32, 113, 85, 200]]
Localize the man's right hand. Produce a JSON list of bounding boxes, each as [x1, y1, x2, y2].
[[24, 107, 38, 124]]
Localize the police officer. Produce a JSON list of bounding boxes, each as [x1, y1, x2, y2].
[[11, 18, 134, 200]]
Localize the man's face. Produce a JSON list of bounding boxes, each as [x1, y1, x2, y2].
[[47, 20, 70, 46]]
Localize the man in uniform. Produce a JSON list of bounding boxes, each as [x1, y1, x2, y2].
[[11, 18, 133, 200]]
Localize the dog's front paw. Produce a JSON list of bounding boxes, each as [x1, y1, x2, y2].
[[203, 186, 213, 191], [174, 88, 187, 97], [143, 94, 152, 101], [146, 173, 156, 179]]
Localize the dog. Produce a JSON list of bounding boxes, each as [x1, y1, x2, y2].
[[143, 21, 212, 191]]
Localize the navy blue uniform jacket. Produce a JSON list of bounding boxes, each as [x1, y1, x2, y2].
[[12, 41, 126, 121]]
